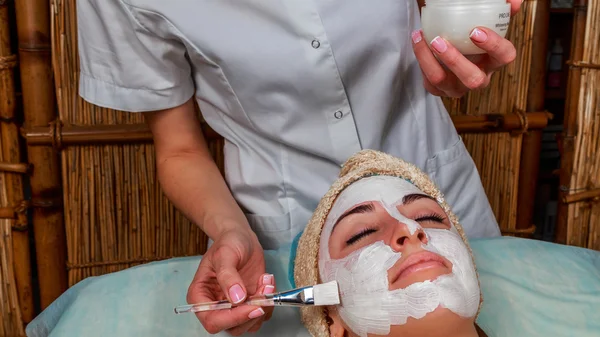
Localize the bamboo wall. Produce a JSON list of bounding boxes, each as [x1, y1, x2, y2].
[[0, 2, 30, 336], [445, 0, 540, 235], [50, 2, 217, 287], [557, 0, 600, 250]]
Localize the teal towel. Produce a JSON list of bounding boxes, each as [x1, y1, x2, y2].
[[27, 237, 600, 337]]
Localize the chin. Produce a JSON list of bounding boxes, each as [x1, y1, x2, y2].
[[389, 266, 451, 290], [377, 308, 476, 337]]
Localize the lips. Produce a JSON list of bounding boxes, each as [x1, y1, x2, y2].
[[390, 251, 450, 285]]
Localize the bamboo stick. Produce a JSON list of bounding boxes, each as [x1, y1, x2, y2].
[[0, 162, 30, 174], [516, 0, 550, 230], [0, 0, 33, 332], [21, 112, 551, 147], [563, 188, 600, 204], [0, 207, 15, 219], [1, 221, 25, 336], [556, 0, 589, 245], [567, 60, 600, 69], [15, 0, 68, 309]]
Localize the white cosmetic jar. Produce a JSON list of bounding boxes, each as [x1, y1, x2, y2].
[[421, 0, 512, 55]]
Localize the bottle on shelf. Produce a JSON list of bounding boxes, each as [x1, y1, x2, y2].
[[546, 39, 564, 89]]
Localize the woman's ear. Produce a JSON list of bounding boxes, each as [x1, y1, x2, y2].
[[325, 306, 348, 337]]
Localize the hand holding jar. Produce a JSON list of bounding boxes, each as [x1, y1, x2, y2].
[[412, 0, 523, 98]]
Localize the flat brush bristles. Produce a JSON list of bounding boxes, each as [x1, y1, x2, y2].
[[313, 280, 340, 306]]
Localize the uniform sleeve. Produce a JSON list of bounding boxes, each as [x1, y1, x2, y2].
[[76, 0, 195, 112]]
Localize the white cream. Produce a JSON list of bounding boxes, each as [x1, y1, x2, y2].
[[318, 176, 479, 337]]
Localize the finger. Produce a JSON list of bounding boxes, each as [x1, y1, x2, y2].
[[507, 0, 522, 16], [247, 319, 264, 333], [188, 265, 262, 334], [469, 27, 517, 72], [199, 306, 265, 335], [257, 273, 274, 289], [227, 283, 273, 336], [430, 36, 488, 91], [212, 246, 248, 304], [226, 317, 262, 336], [411, 29, 453, 92], [261, 277, 276, 321], [422, 77, 447, 97], [187, 259, 214, 301], [248, 277, 276, 321]]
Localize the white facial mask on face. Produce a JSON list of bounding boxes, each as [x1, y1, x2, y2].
[[318, 176, 480, 337]]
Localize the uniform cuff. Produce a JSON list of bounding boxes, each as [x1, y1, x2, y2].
[[78, 73, 195, 113]]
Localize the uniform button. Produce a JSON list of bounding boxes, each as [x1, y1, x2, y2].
[[334, 110, 343, 119], [311, 39, 321, 49]]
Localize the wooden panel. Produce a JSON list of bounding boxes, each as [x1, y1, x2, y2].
[[557, 0, 600, 250]]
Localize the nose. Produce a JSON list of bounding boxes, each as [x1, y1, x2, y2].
[[390, 221, 428, 252]]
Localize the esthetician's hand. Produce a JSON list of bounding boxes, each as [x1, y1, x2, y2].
[[187, 228, 275, 336], [412, 0, 522, 98]]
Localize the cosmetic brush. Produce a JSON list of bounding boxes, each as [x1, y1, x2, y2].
[[174, 280, 340, 314]]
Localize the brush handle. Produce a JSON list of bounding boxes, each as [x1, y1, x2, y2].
[[173, 300, 233, 314], [174, 295, 276, 314]]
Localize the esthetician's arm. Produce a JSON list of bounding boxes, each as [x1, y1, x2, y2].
[[143, 98, 275, 335]]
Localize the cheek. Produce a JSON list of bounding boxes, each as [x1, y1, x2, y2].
[[422, 229, 479, 290], [424, 229, 470, 264]]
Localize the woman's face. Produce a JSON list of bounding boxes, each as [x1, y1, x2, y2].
[[328, 196, 453, 290], [318, 176, 480, 337]]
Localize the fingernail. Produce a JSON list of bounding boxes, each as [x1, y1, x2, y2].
[[470, 28, 488, 43], [263, 285, 275, 295], [229, 284, 246, 304], [262, 274, 273, 285], [248, 308, 265, 319], [411, 30, 422, 44], [431, 36, 447, 53]]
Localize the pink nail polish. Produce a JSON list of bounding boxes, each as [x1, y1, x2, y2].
[[264, 285, 275, 294], [248, 308, 265, 319], [470, 28, 488, 43], [262, 274, 273, 285], [411, 30, 422, 44], [430, 37, 447, 53], [228, 284, 246, 304]]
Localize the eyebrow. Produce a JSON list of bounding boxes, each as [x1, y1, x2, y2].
[[402, 193, 436, 205], [332, 203, 375, 231], [330, 194, 436, 232]]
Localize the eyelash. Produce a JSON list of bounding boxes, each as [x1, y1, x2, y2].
[[346, 227, 377, 245], [345, 213, 446, 246], [414, 213, 446, 223]]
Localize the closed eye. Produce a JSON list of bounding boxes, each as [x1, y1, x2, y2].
[[415, 213, 447, 225], [346, 228, 378, 245]]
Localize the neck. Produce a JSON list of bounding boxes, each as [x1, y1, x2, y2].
[[447, 323, 480, 337], [359, 323, 482, 337]]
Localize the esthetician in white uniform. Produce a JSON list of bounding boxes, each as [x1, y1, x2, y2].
[[77, 0, 521, 335]]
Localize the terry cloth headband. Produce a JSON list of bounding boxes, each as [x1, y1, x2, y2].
[[293, 149, 482, 337]]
